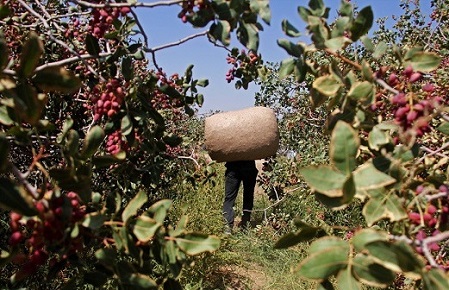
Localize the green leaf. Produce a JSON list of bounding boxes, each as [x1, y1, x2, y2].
[[296, 238, 349, 280], [437, 122, 449, 135], [299, 165, 346, 197], [281, 19, 301, 37], [80, 125, 105, 160], [133, 215, 160, 243], [298, 6, 312, 23], [349, 6, 373, 41], [422, 268, 449, 290], [373, 41, 388, 59], [121, 57, 133, 81], [237, 21, 259, 51], [324, 37, 348, 52], [364, 240, 423, 275], [176, 233, 220, 255], [33, 66, 82, 94], [309, 236, 348, 254], [196, 94, 204, 106], [279, 57, 296, 78], [209, 20, 231, 46], [352, 253, 396, 287], [95, 248, 117, 270], [18, 31, 43, 78], [57, 118, 74, 143], [363, 189, 407, 227], [361, 36, 374, 52], [330, 121, 359, 174], [339, 0, 353, 17], [196, 79, 209, 87], [92, 152, 126, 168], [337, 267, 361, 290], [347, 81, 374, 102], [313, 75, 341, 96], [250, 0, 271, 24], [277, 39, 303, 57], [147, 199, 172, 224], [352, 228, 388, 252], [122, 191, 148, 223], [404, 52, 441, 72], [82, 213, 106, 230], [121, 115, 133, 136], [85, 34, 101, 56], [0, 178, 37, 216], [127, 273, 157, 289], [308, 0, 326, 17], [275, 221, 326, 249], [368, 126, 390, 151], [353, 163, 396, 190]]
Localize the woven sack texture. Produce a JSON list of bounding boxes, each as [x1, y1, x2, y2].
[[204, 107, 279, 162]]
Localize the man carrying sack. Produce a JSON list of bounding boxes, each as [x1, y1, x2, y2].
[[204, 107, 279, 234]]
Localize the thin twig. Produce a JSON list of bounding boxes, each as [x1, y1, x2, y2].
[[11, 164, 39, 199]]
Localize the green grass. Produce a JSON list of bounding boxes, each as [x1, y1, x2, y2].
[[169, 164, 322, 289]]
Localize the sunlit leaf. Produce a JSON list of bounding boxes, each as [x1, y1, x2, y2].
[[281, 19, 301, 37], [352, 228, 388, 252], [122, 191, 148, 223], [121, 114, 133, 136], [299, 165, 346, 197], [313, 75, 341, 96], [363, 188, 407, 226], [422, 268, 449, 290], [296, 238, 349, 280], [133, 215, 160, 243], [404, 52, 441, 72], [330, 121, 359, 174], [82, 213, 106, 230], [353, 163, 396, 190], [368, 126, 390, 151], [175, 233, 220, 255], [279, 57, 296, 78], [347, 81, 374, 102], [337, 267, 361, 290]]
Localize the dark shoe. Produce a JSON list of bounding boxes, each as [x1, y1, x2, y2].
[[238, 215, 251, 229]]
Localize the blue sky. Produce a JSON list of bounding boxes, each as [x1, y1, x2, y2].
[[136, 1, 431, 114]]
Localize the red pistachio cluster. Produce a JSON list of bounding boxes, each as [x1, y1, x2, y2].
[[89, 78, 126, 121], [9, 192, 86, 281], [106, 129, 128, 155], [89, 2, 131, 38]]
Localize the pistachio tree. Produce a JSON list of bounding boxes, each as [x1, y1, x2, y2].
[[0, 0, 269, 288], [273, 0, 449, 289]]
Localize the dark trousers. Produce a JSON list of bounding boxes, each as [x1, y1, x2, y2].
[[223, 166, 258, 228]]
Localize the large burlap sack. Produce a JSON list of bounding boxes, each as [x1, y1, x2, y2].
[[204, 107, 279, 162]]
